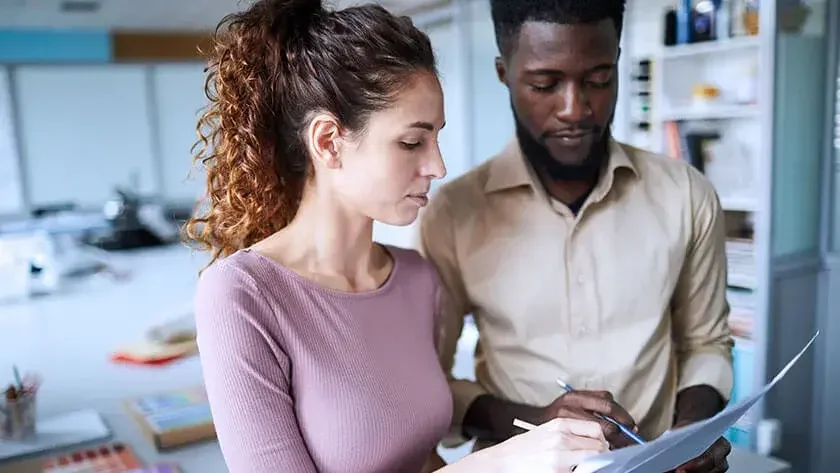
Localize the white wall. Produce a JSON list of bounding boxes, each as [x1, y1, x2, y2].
[[0, 67, 24, 215], [150, 64, 208, 204], [465, 0, 514, 166], [0, 63, 208, 213], [14, 65, 159, 207]]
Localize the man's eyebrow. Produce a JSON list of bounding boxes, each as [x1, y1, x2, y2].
[[524, 63, 617, 76], [588, 63, 617, 72]]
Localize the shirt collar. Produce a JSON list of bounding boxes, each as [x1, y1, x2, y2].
[[484, 137, 639, 195]]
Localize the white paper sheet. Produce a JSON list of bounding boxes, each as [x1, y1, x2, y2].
[[574, 331, 819, 473]]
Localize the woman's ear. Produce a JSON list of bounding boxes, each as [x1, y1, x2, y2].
[[307, 113, 343, 170]]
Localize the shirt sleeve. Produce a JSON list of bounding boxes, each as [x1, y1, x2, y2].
[[671, 168, 735, 401], [418, 194, 487, 441], [194, 262, 318, 473]]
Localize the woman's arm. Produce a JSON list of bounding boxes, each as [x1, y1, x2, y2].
[[195, 263, 318, 473]]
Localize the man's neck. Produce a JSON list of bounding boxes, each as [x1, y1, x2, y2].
[[539, 173, 598, 204]]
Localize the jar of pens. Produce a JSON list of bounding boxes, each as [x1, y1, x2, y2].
[[1, 367, 41, 441]]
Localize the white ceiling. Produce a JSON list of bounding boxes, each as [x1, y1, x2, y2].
[[0, 0, 447, 30]]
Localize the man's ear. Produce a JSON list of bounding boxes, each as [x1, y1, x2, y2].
[[307, 113, 343, 170], [495, 56, 507, 86]]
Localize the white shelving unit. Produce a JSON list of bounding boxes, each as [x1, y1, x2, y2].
[[658, 35, 762, 59], [659, 103, 760, 121], [642, 30, 768, 449], [626, 0, 834, 466]]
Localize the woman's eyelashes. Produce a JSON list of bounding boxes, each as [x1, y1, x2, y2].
[[399, 140, 422, 150]]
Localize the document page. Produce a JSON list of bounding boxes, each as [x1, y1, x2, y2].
[[574, 331, 819, 473]]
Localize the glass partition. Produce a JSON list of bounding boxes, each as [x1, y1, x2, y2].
[[829, 10, 840, 251], [770, 0, 829, 256]]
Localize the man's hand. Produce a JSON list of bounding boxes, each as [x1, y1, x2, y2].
[[669, 385, 730, 472], [422, 452, 447, 473], [537, 390, 639, 449], [668, 433, 731, 473]]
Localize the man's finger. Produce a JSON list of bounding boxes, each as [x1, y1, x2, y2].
[[587, 390, 614, 400], [595, 417, 620, 441], [711, 458, 729, 473], [606, 429, 638, 449], [677, 439, 730, 473], [676, 454, 712, 473], [717, 438, 733, 458], [553, 407, 598, 423], [563, 391, 636, 428]]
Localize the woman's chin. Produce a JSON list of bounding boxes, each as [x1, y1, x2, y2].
[[375, 208, 420, 227]]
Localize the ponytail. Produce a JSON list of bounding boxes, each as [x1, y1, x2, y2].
[[184, 0, 436, 269], [185, 0, 324, 266]]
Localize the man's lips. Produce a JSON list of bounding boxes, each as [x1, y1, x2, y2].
[[546, 130, 594, 147]]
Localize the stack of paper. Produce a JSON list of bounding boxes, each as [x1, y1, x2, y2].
[[574, 331, 818, 473]]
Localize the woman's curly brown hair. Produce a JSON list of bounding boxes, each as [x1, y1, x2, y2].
[[184, 0, 436, 268]]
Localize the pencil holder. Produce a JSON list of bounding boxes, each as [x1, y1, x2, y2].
[[0, 392, 37, 440]]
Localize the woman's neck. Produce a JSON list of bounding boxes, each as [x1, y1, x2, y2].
[[254, 187, 390, 292]]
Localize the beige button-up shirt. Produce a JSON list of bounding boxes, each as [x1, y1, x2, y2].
[[419, 139, 734, 442]]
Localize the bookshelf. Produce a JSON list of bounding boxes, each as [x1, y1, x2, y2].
[[623, 2, 832, 464], [627, 6, 768, 451]]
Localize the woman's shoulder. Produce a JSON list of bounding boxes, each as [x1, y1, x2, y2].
[[384, 245, 441, 289], [194, 250, 287, 329], [197, 250, 266, 295]]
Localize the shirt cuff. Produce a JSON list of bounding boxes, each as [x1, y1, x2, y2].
[[677, 352, 734, 402], [440, 379, 487, 448]]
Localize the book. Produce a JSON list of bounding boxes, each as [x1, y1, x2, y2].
[[125, 465, 181, 473], [124, 387, 215, 450], [41, 442, 141, 472]]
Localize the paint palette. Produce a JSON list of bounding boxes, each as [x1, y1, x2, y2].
[[41, 442, 141, 473]]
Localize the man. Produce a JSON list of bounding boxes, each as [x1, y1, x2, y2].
[[418, 1, 735, 472]]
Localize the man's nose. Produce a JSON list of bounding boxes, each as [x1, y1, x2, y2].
[[554, 83, 592, 124]]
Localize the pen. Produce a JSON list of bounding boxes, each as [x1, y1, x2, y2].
[[12, 366, 22, 391], [556, 379, 646, 445]]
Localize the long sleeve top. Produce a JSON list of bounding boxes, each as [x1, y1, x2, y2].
[[194, 246, 453, 473]]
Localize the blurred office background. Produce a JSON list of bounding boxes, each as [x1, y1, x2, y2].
[[0, 0, 838, 472]]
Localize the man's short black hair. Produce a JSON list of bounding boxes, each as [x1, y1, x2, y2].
[[490, 0, 626, 57]]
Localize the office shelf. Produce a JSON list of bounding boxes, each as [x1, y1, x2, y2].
[[659, 104, 760, 121], [659, 36, 762, 60], [631, 22, 769, 452]]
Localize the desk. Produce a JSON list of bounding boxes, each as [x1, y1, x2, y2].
[[0, 245, 216, 472], [0, 245, 791, 473]]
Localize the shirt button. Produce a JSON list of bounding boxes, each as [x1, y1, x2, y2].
[[578, 326, 587, 336], [576, 274, 585, 285]]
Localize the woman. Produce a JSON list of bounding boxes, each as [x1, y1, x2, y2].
[[186, 0, 608, 472]]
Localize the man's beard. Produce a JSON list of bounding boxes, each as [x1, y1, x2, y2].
[[514, 114, 610, 182]]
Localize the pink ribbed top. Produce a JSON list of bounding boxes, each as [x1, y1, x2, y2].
[[194, 246, 453, 473]]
